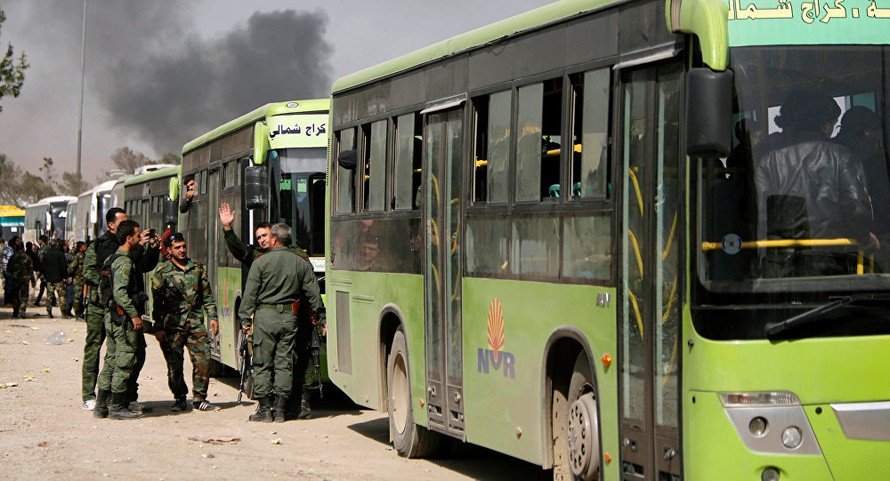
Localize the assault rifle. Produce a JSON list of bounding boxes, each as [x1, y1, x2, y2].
[[309, 325, 323, 399], [237, 332, 253, 404]]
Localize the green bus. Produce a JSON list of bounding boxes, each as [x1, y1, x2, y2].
[[178, 99, 330, 373], [325, 0, 890, 479]]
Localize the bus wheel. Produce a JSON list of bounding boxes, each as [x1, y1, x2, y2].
[[567, 351, 600, 481], [387, 328, 440, 458]]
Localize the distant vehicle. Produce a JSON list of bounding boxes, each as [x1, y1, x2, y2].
[[122, 165, 180, 233], [23, 196, 77, 243], [74, 180, 121, 243], [0, 205, 25, 240]]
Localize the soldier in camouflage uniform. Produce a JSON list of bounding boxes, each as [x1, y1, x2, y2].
[[40, 240, 69, 318], [150, 232, 220, 412], [93, 220, 145, 420], [68, 241, 87, 320], [7, 239, 34, 318]]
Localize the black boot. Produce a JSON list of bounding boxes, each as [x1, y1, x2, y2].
[[46, 308, 54, 318], [273, 395, 287, 423], [298, 390, 312, 419], [248, 397, 273, 423], [61, 309, 73, 319], [93, 389, 110, 419], [108, 392, 142, 420]]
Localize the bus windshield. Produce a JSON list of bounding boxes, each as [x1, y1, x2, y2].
[[695, 45, 890, 336], [273, 147, 326, 257]]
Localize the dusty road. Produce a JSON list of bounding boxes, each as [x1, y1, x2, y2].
[[0, 307, 551, 481]]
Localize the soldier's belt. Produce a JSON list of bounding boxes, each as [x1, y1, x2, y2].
[[257, 302, 299, 315]]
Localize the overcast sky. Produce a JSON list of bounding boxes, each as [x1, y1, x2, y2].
[[0, 0, 553, 183]]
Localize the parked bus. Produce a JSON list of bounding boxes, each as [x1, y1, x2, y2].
[[177, 99, 329, 373], [0, 205, 25, 240], [23, 196, 77, 243], [325, 0, 890, 479], [122, 165, 180, 233], [74, 180, 121, 243]]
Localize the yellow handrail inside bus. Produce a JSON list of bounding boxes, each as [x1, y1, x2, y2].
[[701, 237, 872, 274]]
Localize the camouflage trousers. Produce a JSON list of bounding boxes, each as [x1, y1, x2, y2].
[[8, 279, 29, 315], [97, 312, 140, 395], [82, 303, 107, 402], [44, 282, 66, 311], [71, 281, 85, 314], [159, 323, 211, 402]]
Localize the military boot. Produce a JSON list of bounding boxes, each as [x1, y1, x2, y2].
[[93, 389, 111, 419], [46, 307, 54, 318], [273, 395, 287, 423], [248, 397, 273, 423], [61, 308, 73, 319], [108, 392, 142, 420], [298, 390, 312, 419]]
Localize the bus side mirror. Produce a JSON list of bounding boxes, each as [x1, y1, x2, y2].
[[245, 165, 269, 210], [686, 68, 733, 157], [163, 198, 178, 227], [253, 121, 269, 166]]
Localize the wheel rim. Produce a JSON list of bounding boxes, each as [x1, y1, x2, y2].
[[567, 392, 600, 479], [391, 352, 410, 435]]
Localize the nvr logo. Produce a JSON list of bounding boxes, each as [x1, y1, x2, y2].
[[477, 299, 515, 379]]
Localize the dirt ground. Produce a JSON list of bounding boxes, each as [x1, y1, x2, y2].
[[0, 305, 552, 481]]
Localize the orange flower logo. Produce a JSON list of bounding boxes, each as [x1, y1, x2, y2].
[[487, 299, 505, 362]]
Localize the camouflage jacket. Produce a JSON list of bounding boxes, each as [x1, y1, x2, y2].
[[150, 258, 217, 330], [68, 251, 85, 284], [7, 250, 34, 283]]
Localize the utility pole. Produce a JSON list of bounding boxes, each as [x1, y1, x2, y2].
[[76, 0, 87, 179]]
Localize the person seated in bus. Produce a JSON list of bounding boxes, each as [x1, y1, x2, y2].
[[754, 90, 876, 277], [179, 174, 197, 214]]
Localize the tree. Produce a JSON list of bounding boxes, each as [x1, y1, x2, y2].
[[159, 152, 182, 165], [0, 8, 29, 112], [58, 171, 90, 196], [108, 146, 151, 176]]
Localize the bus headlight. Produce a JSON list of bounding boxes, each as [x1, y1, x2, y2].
[[719, 391, 821, 456]]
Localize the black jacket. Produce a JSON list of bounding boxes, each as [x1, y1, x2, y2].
[[40, 247, 68, 283]]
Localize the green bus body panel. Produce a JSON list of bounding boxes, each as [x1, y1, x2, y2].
[[182, 99, 331, 155], [462, 278, 619, 471], [805, 405, 890, 479], [726, 0, 890, 47], [326, 272, 426, 415], [121, 166, 181, 187], [327, 270, 620, 471]]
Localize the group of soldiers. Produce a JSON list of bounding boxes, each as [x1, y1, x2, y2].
[[75, 202, 324, 423], [1, 236, 88, 319]]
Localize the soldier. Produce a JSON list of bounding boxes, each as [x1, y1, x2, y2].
[[239, 223, 325, 423], [219, 202, 319, 419], [68, 241, 87, 320], [81, 208, 159, 411], [151, 232, 221, 412], [93, 219, 146, 420], [7, 239, 34, 318], [40, 240, 69, 318]]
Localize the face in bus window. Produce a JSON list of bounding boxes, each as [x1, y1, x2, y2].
[[255, 227, 272, 251]]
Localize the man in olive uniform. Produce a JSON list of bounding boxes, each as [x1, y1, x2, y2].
[[40, 240, 69, 318], [151, 232, 221, 412], [7, 239, 34, 318], [239, 223, 325, 423], [82, 208, 159, 411], [93, 220, 145, 420], [68, 241, 87, 320]]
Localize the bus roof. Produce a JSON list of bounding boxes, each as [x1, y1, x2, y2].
[[331, 0, 613, 94], [123, 165, 180, 187], [0, 205, 26, 217], [28, 196, 77, 207], [182, 99, 331, 155]]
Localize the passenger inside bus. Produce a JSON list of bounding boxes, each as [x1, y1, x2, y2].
[[753, 90, 876, 277]]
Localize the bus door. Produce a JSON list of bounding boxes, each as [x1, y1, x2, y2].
[[618, 61, 683, 480], [423, 105, 465, 437], [207, 168, 220, 359]]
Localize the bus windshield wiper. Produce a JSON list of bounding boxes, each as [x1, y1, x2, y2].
[[764, 294, 890, 339]]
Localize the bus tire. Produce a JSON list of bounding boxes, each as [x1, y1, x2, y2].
[[387, 328, 440, 458], [566, 351, 600, 481]]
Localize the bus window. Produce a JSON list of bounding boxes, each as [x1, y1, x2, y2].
[[365, 120, 387, 212], [516, 78, 563, 202], [473, 90, 511, 204], [394, 113, 422, 211], [336, 128, 357, 214], [571, 68, 611, 200]]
